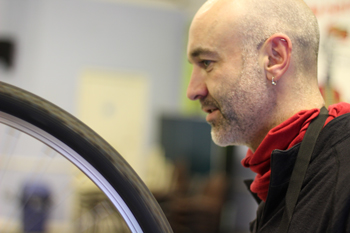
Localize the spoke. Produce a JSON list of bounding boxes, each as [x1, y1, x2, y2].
[[0, 126, 21, 185], [0, 124, 132, 233]]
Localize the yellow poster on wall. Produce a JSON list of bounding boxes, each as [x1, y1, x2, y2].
[[78, 69, 150, 177]]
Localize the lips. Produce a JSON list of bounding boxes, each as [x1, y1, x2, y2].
[[202, 105, 219, 114], [200, 97, 221, 122], [201, 104, 220, 123]]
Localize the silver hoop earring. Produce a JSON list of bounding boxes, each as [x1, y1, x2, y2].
[[272, 77, 277, 85]]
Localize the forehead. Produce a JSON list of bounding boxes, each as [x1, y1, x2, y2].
[[187, 1, 243, 59]]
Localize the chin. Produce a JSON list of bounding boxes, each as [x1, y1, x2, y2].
[[211, 130, 234, 147], [211, 126, 247, 147]]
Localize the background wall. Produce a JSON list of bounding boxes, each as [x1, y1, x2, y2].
[[0, 0, 187, 177]]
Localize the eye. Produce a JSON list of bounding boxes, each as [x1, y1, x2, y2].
[[202, 60, 212, 68]]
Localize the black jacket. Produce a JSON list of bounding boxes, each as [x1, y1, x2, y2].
[[248, 112, 350, 233]]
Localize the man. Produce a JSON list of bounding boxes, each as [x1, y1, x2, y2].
[[186, 0, 350, 232]]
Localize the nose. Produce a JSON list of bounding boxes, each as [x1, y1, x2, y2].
[[186, 69, 209, 101]]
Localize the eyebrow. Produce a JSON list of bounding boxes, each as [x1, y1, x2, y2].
[[188, 47, 218, 62]]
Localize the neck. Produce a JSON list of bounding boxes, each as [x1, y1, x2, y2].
[[248, 77, 325, 152]]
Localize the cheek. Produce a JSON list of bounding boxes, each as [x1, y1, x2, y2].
[[229, 69, 268, 113], [214, 77, 242, 112], [209, 61, 260, 109], [206, 72, 229, 98]]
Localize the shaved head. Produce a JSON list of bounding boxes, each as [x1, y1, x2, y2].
[[239, 0, 319, 74], [192, 0, 320, 77]]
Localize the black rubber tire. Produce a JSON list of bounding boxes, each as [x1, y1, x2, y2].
[[0, 81, 172, 233]]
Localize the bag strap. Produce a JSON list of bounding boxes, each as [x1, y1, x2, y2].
[[278, 107, 329, 233]]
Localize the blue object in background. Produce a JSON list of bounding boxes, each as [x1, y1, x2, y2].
[[21, 182, 51, 233]]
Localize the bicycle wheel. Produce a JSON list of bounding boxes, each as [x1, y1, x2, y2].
[[0, 81, 172, 233]]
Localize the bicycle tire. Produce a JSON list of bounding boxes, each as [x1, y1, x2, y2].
[[0, 81, 173, 233]]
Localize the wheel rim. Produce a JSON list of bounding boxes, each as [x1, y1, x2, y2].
[[0, 111, 142, 233]]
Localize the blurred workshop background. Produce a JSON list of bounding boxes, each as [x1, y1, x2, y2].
[[0, 0, 349, 232]]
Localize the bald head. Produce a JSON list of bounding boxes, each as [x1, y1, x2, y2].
[[191, 0, 320, 77]]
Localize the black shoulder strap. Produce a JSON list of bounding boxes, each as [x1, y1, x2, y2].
[[278, 107, 329, 233]]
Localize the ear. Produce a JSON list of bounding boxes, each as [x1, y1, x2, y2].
[[261, 33, 292, 83]]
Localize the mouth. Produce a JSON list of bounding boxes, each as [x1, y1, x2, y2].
[[201, 105, 220, 123], [200, 97, 221, 122], [202, 106, 219, 114]]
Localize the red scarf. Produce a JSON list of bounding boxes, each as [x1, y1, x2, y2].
[[242, 102, 350, 202]]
